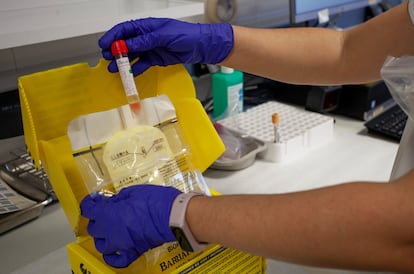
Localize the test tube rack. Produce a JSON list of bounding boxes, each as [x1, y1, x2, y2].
[[218, 101, 334, 162]]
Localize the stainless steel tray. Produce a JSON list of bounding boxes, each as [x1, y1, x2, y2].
[[0, 148, 55, 234], [210, 126, 266, 171]]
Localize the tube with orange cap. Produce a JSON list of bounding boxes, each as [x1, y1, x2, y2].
[[272, 113, 280, 143], [111, 40, 141, 115]]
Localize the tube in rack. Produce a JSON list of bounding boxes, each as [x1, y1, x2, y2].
[[272, 113, 280, 143]]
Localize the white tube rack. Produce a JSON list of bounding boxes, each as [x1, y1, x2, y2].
[[218, 101, 335, 163]]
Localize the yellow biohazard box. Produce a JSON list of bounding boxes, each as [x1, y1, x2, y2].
[[18, 60, 266, 273]]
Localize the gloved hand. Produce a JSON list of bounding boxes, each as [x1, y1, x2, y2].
[[99, 18, 234, 75], [80, 185, 181, 268]]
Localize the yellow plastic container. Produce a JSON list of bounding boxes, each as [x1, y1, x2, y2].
[[18, 60, 266, 273]]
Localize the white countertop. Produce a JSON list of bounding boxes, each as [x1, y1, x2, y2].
[[0, 113, 399, 274]]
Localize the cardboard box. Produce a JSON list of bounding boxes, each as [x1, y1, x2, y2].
[[18, 60, 266, 273]]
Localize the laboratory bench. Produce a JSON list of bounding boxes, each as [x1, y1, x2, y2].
[[0, 114, 399, 274]]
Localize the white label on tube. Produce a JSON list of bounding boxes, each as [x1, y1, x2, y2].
[[116, 57, 138, 97]]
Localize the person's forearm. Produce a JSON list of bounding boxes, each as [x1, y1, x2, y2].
[[186, 179, 414, 272], [221, 2, 414, 86], [222, 26, 346, 85]]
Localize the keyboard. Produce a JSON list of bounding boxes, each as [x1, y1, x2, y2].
[[364, 104, 408, 141]]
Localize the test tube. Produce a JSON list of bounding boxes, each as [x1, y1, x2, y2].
[[111, 40, 141, 115], [272, 113, 280, 143]]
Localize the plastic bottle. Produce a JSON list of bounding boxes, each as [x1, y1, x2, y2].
[[111, 40, 141, 115], [212, 66, 244, 120]]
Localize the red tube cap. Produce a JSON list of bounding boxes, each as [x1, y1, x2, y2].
[[111, 40, 128, 56]]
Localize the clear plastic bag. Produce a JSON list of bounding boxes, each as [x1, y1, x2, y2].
[[381, 56, 414, 121], [381, 56, 414, 181], [68, 95, 210, 196]]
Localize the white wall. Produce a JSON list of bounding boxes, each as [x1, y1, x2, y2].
[[0, 0, 289, 93], [0, 34, 102, 93], [0, 0, 208, 93]]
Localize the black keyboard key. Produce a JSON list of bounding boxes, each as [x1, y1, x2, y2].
[[364, 104, 408, 141]]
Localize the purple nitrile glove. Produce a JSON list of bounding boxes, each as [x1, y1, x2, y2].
[[99, 18, 234, 75], [80, 184, 181, 268]]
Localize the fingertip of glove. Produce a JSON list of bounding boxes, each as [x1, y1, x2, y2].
[[101, 50, 114, 60], [103, 251, 139, 268], [93, 237, 108, 253], [98, 37, 106, 49], [80, 199, 92, 217], [108, 61, 119, 73], [131, 61, 150, 77], [98, 33, 116, 51], [80, 194, 104, 216]]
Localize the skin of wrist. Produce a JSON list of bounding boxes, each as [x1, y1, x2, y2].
[[185, 195, 211, 244]]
